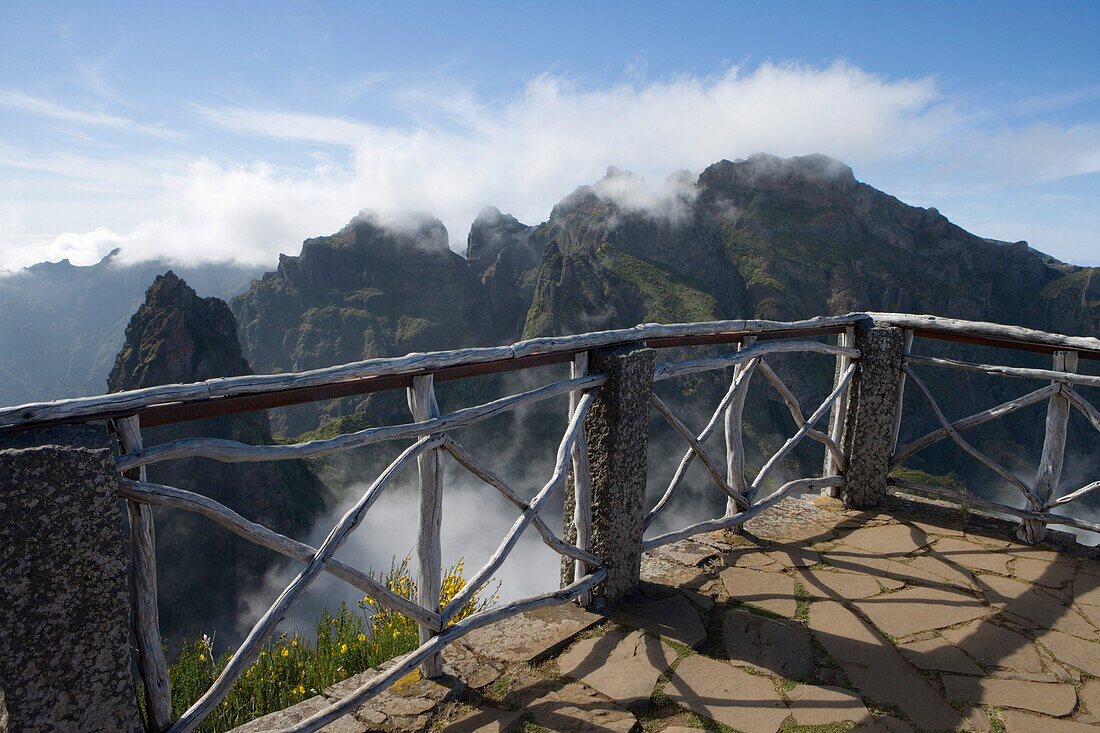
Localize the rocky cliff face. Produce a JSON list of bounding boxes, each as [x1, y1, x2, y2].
[[224, 154, 1097, 499], [109, 272, 324, 648], [516, 154, 1096, 336], [231, 211, 498, 435]]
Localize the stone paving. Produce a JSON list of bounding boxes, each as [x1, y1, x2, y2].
[[237, 493, 1100, 732]]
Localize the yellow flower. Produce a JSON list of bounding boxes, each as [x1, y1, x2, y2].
[[291, 639, 298, 646], [357, 633, 367, 642], [281, 648, 289, 658], [199, 654, 206, 661], [340, 643, 348, 654]]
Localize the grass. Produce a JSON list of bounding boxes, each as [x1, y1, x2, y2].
[[153, 556, 496, 733]]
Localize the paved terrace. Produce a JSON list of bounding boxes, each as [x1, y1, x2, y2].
[[238, 492, 1100, 733]]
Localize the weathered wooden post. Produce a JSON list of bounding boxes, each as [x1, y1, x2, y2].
[[564, 344, 655, 611], [113, 416, 173, 731], [724, 336, 755, 517], [1019, 350, 1078, 544], [0, 426, 143, 732], [568, 351, 595, 606], [407, 375, 444, 677], [840, 322, 906, 509], [822, 326, 856, 497]]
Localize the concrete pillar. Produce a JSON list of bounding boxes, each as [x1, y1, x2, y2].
[[563, 344, 655, 611], [841, 325, 906, 509], [0, 426, 142, 732]]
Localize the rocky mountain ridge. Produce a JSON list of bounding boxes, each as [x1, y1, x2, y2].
[[109, 272, 324, 646]]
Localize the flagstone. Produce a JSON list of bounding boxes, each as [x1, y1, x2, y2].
[[774, 522, 834, 543], [908, 520, 965, 538], [807, 600, 962, 730], [940, 621, 1045, 672], [990, 671, 1060, 682], [1043, 653, 1082, 682], [557, 630, 677, 710], [1036, 629, 1100, 676], [441, 707, 523, 733], [821, 550, 946, 586], [942, 676, 1077, 716], [665, 654, 790, 733], [852, 715, 915, 733], [786, 685, 872, 726], [840, 524, 930, 556], [898, 636, 985, 675], [1012, 546, 1077, 566], [509, 680, 637, 733], [767, 543, 820, 569], [726, 548, 778, 569], [1079, 558, 1100, 579], [907, 555, 975, 588], [1001, 711, 1097, 733], [719, 566, 798, 617], [1012, 557, 1076, 587], [649, 543, 719, 568], [612, 593, 707, 649], [851, 586, 988, 637], [980, 574, 1098, 638], [1071, 570, 1100, 606], [461, 603, 603, 664], [796, 567, 883, 600], [1079, 678, 1100, 715], [962, 705, 994, 732], [931, 538, 1012, 574], [723, 608, 813, 681]]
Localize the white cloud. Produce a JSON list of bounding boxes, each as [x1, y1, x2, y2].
[[0, 89, 182, 139], [4, 60, 1098, 271]]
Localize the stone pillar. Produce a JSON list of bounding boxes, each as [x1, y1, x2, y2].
[[563, 344, 655, 611], [840, 325, 905, 509], [0, 426, 142, 732]]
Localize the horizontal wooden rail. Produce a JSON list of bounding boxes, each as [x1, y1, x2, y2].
[[906, 354, 1100, 388], [654, 340, 859, 381], [870, 313, 1100, 359], [115, 374, 605, 470], [0, 316, 865, 432]]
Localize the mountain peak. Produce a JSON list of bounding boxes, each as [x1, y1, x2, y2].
[[700, 153, 857, 196], [108, 271, 251, 391]]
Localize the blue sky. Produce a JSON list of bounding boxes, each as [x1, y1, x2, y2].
[[1, 0, 1097, 270]]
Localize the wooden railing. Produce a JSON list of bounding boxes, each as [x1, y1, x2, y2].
[[875, 314, 1100, 544], [3, 312, 1099, 733]]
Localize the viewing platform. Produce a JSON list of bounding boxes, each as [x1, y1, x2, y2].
[[2, 312, 1098, 732], [238, 493, 1100, 732]]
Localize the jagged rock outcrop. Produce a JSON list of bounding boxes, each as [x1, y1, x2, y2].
[[109, 272, 325, 648], [0, 250, 261, 408], [231, 211, 495, 435], [466, 206, 541, 341]]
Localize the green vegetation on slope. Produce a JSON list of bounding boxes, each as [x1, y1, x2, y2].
[[158, 557, 495, 732]]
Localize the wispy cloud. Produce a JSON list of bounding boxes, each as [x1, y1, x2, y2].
[[0, 89, 182, 139], [336, 70, 393, 99]]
